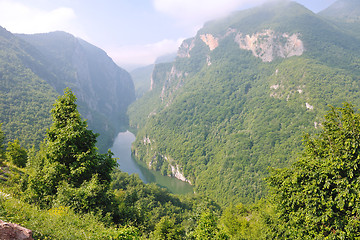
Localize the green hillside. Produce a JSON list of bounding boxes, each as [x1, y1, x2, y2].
[[0, 26, 58, 148], [319, 0, 360, 39], [0, 29, 135, 151], [128, 1, 360, 205], [17, 32, 135, 151]]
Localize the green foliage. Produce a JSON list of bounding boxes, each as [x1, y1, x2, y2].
[[55, 175, 115, 214], [17, 31, 135, 153], [129, 1, 360, 206], [0, 123, 5, 162], [152, 216, 184, 240], [6, 139, 27, 168], [219, 201, 273, 240], [110, 169, 222, 237], [194, 210, 228, 240], [0, 193, 139, 240], [268, 103, 360, 239], [25, 88, 117, 214]]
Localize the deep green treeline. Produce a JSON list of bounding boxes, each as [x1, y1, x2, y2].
[[131, 53, 360, 205], [268, 103, 360, 239], [3, 89, 360, 239], [0, 89, 227, 239], [129, 1, 360, 205]]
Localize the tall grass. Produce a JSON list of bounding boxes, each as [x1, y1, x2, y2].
[[0, 191, 139, 240]]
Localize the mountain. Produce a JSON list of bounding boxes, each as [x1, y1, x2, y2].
[[130, 65, 154, 99], [130, 53, 176, 99], [319, 0, 360, 39], [128, 1, 360, 205], [319, 0, 360, 22], [0, 28, 135, 152]]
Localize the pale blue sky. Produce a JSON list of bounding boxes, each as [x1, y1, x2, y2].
[[0, 0, 336, 69]]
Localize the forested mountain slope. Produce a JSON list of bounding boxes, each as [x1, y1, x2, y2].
[[128, 0, 360, 205], [0, 26, 58, 148], [0, 28, 135, 151], [319, 0, 360, 39], [130, 53, 176, 100]]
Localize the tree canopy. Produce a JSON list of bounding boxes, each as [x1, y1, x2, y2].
[[26, 88, 117, 212], [268, 103, 360, 239]]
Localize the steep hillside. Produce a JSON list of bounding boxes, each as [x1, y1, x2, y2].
[[319, 0, 360, 39], [0, 26, 58, 148], [131, 65, 154, 99], [0, 28, 135, 151], [130, 53, 176, 99], [128, 1, 360, 205], [319, 0, 360, 22], [17, 32, 135, 151]]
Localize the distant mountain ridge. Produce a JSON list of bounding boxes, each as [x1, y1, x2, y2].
[[0, 28, 135, 151], [319, 0, 360, 22], [128, 0, 360, 205]]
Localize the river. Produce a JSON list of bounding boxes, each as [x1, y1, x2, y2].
[[110, 131, 193, 195]]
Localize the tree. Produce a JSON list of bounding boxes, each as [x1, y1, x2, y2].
[[152, 216, 184, 240], [26, 88, 117, 211], [6, 139, 27, 168], [194, 210, 228, 240], [268, 103, 360, 239]]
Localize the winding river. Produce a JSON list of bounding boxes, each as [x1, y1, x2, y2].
[[110, 131, 193, 195]]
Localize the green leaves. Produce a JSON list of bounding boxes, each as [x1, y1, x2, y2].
[[25, 88, 116, 215], [6, 139, 27, 168], [268, 103, 360, 238]]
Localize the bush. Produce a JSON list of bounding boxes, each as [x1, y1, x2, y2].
[[6, 139, 27, 168]]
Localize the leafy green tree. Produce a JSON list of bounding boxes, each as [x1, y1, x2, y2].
[[6, 139, 27, 168], [268, 103, 360, 239], [46, 88, 115, 186], [152, 216, 184, 240], [26, 88, 117, 212], [194, 210, 228, 240]]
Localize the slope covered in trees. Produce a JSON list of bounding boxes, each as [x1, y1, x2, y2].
[[0, 28, 135, 152], [128, 1, 360, 205], [0, 90, 225, 238], [0, 26, 58, 149], [3, 90, 360, 239]]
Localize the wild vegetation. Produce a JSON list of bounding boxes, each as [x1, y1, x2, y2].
[[3, 89, 360, 239], [129, 0, 360, 206], [2, 0, 360, 239], [0, 28, 134, 153]]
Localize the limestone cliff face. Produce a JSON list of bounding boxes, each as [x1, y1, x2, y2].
[[177, 38, 196, 58], [234, 30, 304, 62], [200, 34, 219, 51], [178, 29, 304, 62]]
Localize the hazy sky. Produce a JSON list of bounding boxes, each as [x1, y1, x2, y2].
[[0, 0, 337, 69]]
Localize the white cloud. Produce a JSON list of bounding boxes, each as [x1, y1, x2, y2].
[[153, 0, 268, 26], [0, 0, 79, 34], [108, 38, 184, 68]]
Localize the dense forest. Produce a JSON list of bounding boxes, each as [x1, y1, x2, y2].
[[2, 87, 360, 239], [129, 0, 360, 206], [0, 28, 135, 153], [2, 0, 360, 239]]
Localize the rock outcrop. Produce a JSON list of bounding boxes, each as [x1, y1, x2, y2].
[[178, 29, 304, 63], [177, 38, 196, 58], [234, 29, 304, 62], [200, 34, 219, 51], [0, 220, 33, 240]]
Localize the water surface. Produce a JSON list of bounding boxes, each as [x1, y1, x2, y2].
[[111, 131, 193, 195]]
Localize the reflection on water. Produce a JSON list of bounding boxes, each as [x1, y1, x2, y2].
[[110, 131, 193, 195]]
